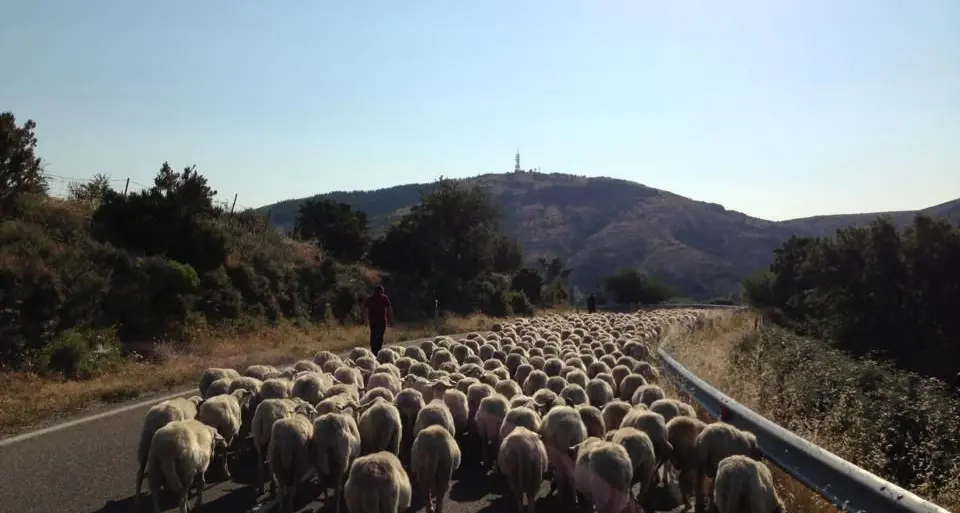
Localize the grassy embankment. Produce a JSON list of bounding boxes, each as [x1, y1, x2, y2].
[[660, 310, 960, 512]]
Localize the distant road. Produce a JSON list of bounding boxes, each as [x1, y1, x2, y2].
[[0, 330, 683, 513]]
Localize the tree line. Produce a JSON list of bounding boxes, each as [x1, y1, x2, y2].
[[742, 214, 960, 383]]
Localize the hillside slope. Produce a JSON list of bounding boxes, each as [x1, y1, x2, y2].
[[263, 172, 958, 298]]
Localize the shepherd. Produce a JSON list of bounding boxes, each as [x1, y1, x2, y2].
[[586, 293, 597, 314], [364, 285, 393, 355]]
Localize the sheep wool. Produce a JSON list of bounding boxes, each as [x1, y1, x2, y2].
[[345, 451, 412, 513], [411, 425, 462, 513]]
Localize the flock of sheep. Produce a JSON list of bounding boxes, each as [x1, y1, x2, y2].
[[134, 308, 785, 513]]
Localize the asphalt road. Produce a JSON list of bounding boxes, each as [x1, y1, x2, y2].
[[0, 330, 684, 513]]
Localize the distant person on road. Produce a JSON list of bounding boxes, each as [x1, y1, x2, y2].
[[364, 285, 393, 355], [586, 293, 597, 314]]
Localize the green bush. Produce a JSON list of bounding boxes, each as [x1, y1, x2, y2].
[[507, 290, 535, 316], [38, 327, 122, 379]]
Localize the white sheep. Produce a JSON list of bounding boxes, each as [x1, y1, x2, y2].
[[443, 388, 470, 438], [251, 397, 315, 495], [499, 406, 541, 441], [497, 426, 548, 513], [474, 394, 510, 469], [394, 387, 426, 464], [358, 396, 403, 456], [134, 397, 199, 508], [290, 373, 330, 406], [606, 427, 657, 506], [539, 405, 588, 503], [268, 413, 315, 513], [199, 367, 241, 398], [713, 455, 784, 513], [666, 415, 707, 508], [570, 437, 634, 513], [600, 400, 631, 432], [197, 389, 252, 477], [344, 451, 412, 513], [260, 378, 291, 400], [576, 404, 606, 439], [696, 422, 764, 512], [313, 412, 362, 513], [411, 425, 462, 513], [146, 418, 226, 513]]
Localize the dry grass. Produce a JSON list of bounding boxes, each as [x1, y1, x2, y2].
[[660, 310, 960, 513], [0, 313, 496, 436]]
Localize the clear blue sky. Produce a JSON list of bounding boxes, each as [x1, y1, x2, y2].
[[3, 0, 958, 220]]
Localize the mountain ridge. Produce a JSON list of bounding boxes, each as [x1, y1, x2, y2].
[[260, 172, 959, 298]]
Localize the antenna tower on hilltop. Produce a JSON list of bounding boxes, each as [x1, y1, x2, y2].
[[514, 149, 522, 173]]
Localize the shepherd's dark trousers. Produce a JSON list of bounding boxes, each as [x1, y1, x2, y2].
[[370, 323, 386, 355]]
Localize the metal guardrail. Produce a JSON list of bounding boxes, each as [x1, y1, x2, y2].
[[658, 347, 951, 513]]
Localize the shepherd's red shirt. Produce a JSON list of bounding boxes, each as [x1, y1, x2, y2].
[[365, 294, 391, 325]]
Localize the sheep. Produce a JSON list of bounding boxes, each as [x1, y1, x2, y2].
[[360, 386, 396, 405], [197, 389, 252, 477], [495, 379, 522, 399], [344, 451, 412, 513], [600, 400, 631, 432], [368, 371, 402, 395], [649, 397, 684, 424], [576, 404, 606, 439], [606, 427, 657, 506], [243, 365, 276, 381], [358, 397, 403, 456], [539, 405, 588, 502], [559, 383, 589, 407], [696, 422, 764, 513], [442, 389, 470, 438], [261, 378, 291, 400], [497, 426, 548, 513], [268, 413, 316, 513], [415, 398, 457, 438], [394, 388, 426, 464], [134, 398, 200, 507], [204, 377, 234, 398], [620, 410, 672, 485], [474, 394, 510, 469], [411, 425, 462, 513], [499, 406, 542, 440], [291, 373, 330, 406], [570, 437, 633, 513], [586, 378, 615, 408], [316, 392, 361, 416], [617, 374, 647, 402], [199, 367, 240, 398], [251, 398, 315, 495], [313, 412, 362, 513], [713, 455, 784, 513], [631, 384, 665, 407], [666, 415, 707, 508], [146, 419, 226, 513]]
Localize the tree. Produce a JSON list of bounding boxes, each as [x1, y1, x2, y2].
[[294, 198, 369, 263], [369, 177, 510, 314], [511, 267, 544, 304], [92, 162, 226, 272], [602, 269, 673, 305], [68, 173, 112, 203], [0, 112, 48, 213], [537, 255, 572, 305], [741, 270, 776, 308]]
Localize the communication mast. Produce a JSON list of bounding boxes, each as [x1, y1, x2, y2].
[[514, 149, 522, 173]]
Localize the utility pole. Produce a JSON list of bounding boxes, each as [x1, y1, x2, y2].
[[122, 178, 130, 197], [230, 193, 238, 214]]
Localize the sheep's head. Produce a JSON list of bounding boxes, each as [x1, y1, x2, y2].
[[211, 430, 228, 454]]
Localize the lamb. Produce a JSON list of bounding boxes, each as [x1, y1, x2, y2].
[[666, 415, 707, 508], [134, 398, 200, 508], [197, 389, 252, 477], [358, 397, 403, 456], [411, 425, 462, 513], [695, 422, 764, 513], [713, 455, 784, 513], [474, 394, 510, 469], [146, 419, 226, 513], [269, 413, 316, 513], [570, 437, 634, 513], [199, 367, 240, 398], [499, 406, 541, 440], [539, 405, 588, 502], [497, 426, 548, 513], [605, 427, 657, 506], [313, 412, 362, 513], [345, 451, 412, 513]]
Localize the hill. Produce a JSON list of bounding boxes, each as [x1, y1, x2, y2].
[[262, 172, 959, 299]]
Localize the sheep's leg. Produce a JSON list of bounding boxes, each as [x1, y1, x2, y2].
[[221, 436, 233, 478], [255, 445, 265, 495], [516, 494, 525, 513], [437, 486, 448, 513], [150, 479, 162, 513], [334, 483, 343, 513], [193, 470, 206, 510], [526, 492, 535, 513], [694, 471, 705, 513], [135, 465, 145, 507]]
